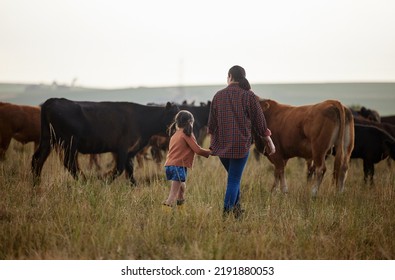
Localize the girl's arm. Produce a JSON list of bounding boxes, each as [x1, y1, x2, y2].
[[184, 134, 211, 158]]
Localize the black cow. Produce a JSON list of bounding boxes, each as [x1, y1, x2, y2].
[[31, 98, 179, 185], [350, 106, 380, 122], [141, 101, 211, 165], [381, 115, 395, 125], [147, 100, 211, 144], [354, 117, 395, 139], [355, 116, 395, 172], [352, 124, 395, 185], [380, 115, 395, 168]]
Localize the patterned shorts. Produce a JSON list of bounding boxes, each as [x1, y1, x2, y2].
[[165, 166, 188, 182]]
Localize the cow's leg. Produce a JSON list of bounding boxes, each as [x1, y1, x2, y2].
[[271, 161, 288, 193], [63, 143, 83, 180], [279, 169, 289, 193], [311, 156, 327, 197], [135, 144, 152, 168], [88, 154, 101, 171], [115, 152, 127, 180], [272, 168, 288, 193], [0, 134, 12, 161], [280, 160, 289, 193], [363, 160, 374, 186], [31, 142, 52, 185], [125, 152, 137, 186], [271, 168, 280, 192], [306, 159, 315, 181], [387, 158, 392, 169], [103, 151, 126, 183], [151, 145, 163, 165], [135, 150, 145, 168], [125, 139, 152, 185]]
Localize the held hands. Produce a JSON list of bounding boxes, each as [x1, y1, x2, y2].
[[264, 136, 276, 155]]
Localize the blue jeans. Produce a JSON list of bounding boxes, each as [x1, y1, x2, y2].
[[220, 152, 249, 212]]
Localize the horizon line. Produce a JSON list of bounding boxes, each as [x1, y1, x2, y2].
[[1, 80, 395, 90]]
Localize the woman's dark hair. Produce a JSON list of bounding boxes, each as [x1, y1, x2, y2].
[[167, 110, 194, 137], [228, 65, 251, 90]]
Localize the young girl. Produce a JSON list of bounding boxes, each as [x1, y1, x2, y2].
[[163, 110, 211, 208]]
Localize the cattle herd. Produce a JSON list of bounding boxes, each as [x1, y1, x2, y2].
[[0, 96, 394, 196]]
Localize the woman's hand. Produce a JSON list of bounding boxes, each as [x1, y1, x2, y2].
[[264, 136, 276, 155]]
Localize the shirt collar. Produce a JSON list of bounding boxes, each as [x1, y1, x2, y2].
[[227, 82, 239, 89]]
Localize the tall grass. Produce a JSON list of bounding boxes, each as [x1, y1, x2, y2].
[[0, 140, 394, 259]]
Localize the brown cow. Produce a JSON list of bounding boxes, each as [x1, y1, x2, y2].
[[0, 102, 40, 160], [135, 135, 169, 167], [0, 102, 102, 170], [254, 99, 354, 196]]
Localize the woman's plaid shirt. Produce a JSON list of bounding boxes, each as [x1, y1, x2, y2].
[[208, 83, 271, 158]]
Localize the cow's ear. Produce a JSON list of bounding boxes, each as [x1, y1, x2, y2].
[[261, 101, 270, 111], [165, 102, 172, 109]]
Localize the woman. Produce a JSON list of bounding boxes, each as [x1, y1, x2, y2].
[[208, 65, 275, 218]]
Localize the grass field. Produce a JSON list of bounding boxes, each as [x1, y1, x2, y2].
[[0, 140, 394, 260]]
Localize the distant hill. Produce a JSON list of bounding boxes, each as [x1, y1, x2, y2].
[[0, 83, 220, 106], [0, 82, 394, 115]]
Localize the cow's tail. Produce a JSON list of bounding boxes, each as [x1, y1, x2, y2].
[[39, 100, 55, 149], [333, 101, 354, 191], [32, 99, 56, 184]]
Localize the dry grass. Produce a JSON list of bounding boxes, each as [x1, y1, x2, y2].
[[0, 140, 394, 260]]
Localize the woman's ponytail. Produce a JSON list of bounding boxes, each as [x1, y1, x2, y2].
[[239, 77, 251, 91], [228, 65, 251, 90]]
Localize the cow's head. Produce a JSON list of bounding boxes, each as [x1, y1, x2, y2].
[[360, 107, 381, 123], [163, 101, 180, 126]]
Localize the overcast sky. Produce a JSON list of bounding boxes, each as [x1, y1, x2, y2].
[[1, 0, 395, 88]]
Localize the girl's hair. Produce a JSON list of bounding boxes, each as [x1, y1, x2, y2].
[[228, 65, 251, 90], [168, 110, 194, 137]]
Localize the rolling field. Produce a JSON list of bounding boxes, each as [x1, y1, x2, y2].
[[0, 139, 394, 260]]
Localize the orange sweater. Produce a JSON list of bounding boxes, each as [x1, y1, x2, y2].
[[164, 129, 211, 168]]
